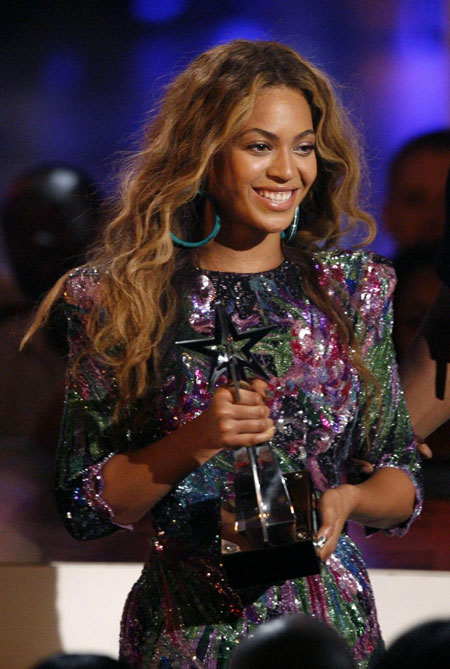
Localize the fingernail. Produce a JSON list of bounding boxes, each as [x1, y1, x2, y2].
[[264, 389, 274, 398], [313, 535, 327, 549]]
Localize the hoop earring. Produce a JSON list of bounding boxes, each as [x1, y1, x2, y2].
[[170, 190, 221, 248], [281, 206, 300, 245]]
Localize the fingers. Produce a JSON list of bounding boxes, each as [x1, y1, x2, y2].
[[351, 458, 375, 475], [414, 434, 433, 460], [418, 442, 433, 459], [314, 504, 335, 561], [221, 425, 276, 448], [314, 486, 356, 561], [313, 526, 333, 560], [247, 377, 271, 401], [211, 380, 275, 449], [217, 380, 270, 406]]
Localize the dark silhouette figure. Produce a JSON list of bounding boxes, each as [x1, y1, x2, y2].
[[230, 614, 356, 669], [374, 620, 450, 669], [31, 653, 130, 669]]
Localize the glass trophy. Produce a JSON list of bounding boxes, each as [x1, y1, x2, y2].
[[220, 445, 320, 588], [177, 304, 321, 588]]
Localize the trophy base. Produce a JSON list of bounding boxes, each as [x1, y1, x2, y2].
[[221, 538, 320, 589], [220, 470, 321, 588]]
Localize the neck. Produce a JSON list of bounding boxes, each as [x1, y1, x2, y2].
[[195, 236, 284, 273]]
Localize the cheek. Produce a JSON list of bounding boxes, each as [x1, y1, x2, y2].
[[309, 157, 318, 183], [228, 151, 264, 187]]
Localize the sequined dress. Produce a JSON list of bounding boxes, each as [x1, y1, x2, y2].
[[57, 251, 422, 669]]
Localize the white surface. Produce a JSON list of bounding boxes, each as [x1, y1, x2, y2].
[[370, 569, 450, 641], [1, 563, 449, 669]]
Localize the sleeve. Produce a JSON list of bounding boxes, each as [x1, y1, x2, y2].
[[55, 269, 132, 540], [349, 254, 423, 536]]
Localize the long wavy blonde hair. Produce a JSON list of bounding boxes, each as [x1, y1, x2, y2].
[[24, 40, 377, 416]]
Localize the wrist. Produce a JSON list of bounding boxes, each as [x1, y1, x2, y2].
[[337, 483, 361, 521], [180, 411, 223, 462]]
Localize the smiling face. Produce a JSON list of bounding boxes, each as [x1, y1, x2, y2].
[[207, 86, 318, 247]]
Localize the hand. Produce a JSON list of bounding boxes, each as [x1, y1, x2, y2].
[[201, 378, 275, 451], [314, 484, 357, 562], [414, 435, 433, 459]]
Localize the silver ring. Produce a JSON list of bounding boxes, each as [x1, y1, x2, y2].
[[313, 536, 327, 550]]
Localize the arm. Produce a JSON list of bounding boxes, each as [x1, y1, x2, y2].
[[57, 270, 274, 536], [401, 284, 450, 438], [102, 380, 274, 525], [316, 257, 422, 561], [316, 469, 415, 560]]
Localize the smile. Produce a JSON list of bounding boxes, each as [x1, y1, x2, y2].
[[255, 189, 293, 203], [252, 187, 298, 211]]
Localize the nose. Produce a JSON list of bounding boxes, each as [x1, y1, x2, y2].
[[266, 147, 295, 182]]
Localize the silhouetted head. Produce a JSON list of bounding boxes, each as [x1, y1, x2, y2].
[[1, 164, 101, 301], [374, 619, 450, 669], [384, 130, 450, 250], [230, 614, 355, 669]]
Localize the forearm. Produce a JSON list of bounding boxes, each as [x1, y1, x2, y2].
[[401, 337, 450, 438], [401, 284, 450, 438], [346, 467, 416, 529], [102, 411, 221, 525], [101, 380, 273, 525]]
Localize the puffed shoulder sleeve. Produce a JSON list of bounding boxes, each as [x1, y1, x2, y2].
[[350, 253, 423, 535], [55, 268, 131, 540]]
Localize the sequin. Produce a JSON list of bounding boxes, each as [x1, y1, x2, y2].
[[56, 251, 423, 668]]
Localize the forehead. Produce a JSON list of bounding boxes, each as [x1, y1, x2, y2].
[[241, 86, 313, 131]]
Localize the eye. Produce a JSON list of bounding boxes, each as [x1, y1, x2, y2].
[[247, 142, 271, 153], [294, 142, 316, 155]]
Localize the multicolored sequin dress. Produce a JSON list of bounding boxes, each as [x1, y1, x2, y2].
[[56, 251, 422, 669]]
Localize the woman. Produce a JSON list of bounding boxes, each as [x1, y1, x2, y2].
[[26, 41, 422, 668]]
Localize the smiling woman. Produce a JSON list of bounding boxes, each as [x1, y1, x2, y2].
[[202, 87, 317, 270], [23, 40, 422, 669]]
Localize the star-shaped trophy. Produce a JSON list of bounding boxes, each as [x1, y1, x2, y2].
[[177, 304, 320, 588], [176, 304, 273, 399]]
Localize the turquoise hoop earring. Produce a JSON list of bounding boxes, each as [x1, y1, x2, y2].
[[281, 206, 300, 245], [170, 190, 221, 248]]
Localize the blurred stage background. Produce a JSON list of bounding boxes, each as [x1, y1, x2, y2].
[[1, 0, 449, 267]]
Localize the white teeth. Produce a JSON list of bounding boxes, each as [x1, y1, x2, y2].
[[257, 189, 292, 202]]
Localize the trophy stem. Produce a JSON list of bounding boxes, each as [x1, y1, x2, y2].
[[248, 446, 270, 544]]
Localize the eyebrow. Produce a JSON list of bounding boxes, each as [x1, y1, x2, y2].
[[238, 127, 315, 141]]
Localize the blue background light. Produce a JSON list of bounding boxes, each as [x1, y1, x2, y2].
[[210, 18, 269, 44], [132, 0, 188, 24]]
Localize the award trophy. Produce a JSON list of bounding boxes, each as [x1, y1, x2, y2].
[[177, 305, 320, 588]]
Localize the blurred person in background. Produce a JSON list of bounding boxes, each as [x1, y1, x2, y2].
[[351, 169, 450, 570], [400, 168, 450, 462], [383, 130, 450, 252], [0, 164, 102, 446], [0, 164, 112, 562]]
